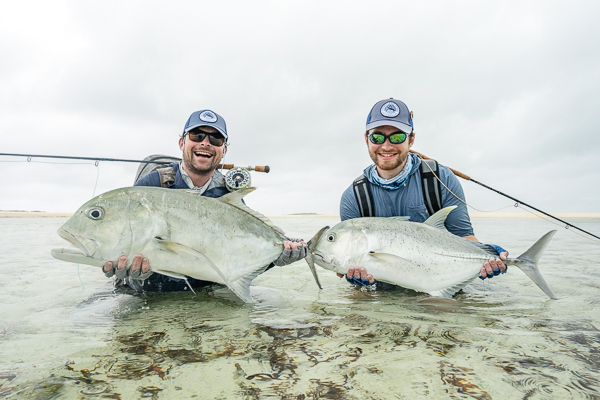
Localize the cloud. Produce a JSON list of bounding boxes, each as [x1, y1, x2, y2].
[[1, 0, 599, 214]]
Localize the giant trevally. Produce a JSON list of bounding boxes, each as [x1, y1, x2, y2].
[[305, 206, 557, 299], [51, 187, 286, 303]]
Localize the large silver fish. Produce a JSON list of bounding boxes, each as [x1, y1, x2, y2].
[[305, 207, 557, 299], [51, 187, 286, 303]]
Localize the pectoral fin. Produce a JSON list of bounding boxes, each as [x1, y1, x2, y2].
[[153, 238, 254, 303], [367, 251, 414, 265]]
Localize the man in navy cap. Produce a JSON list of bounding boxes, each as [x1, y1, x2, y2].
[[102, 109, 307, 292], [338, 99, 508, 288]]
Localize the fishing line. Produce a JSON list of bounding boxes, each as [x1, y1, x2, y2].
[[420, 158, 600, 244], [77, 264, 85, 290]]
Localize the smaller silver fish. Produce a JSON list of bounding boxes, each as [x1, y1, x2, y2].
[[305, 207, 557, 299]]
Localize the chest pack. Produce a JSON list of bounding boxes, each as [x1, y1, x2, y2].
[[352, 159, 443, 217], [134, 154, 181, 187]]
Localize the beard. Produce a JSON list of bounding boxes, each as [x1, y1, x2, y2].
[[368, 148, 408, 171], [182, 147, 221, 175]]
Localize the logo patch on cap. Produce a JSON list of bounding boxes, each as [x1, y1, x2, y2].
[[199, 111, 218, 123], [380, 101, 400, 118]]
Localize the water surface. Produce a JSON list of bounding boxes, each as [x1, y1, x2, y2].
[[1, 217, 599, 399]]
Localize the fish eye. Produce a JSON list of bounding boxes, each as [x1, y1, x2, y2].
[[86, 207, 105, 220], [327, 233, 336, 242]]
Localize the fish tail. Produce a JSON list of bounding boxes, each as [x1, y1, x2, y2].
[[305, 252, 322, 290], [306, 226, 328, 290], [513, 230, 558, 299]]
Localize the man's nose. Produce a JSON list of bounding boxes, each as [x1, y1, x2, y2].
[[381, 139, 394, 149]]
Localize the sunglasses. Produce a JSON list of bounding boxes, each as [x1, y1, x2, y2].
[[186, 131, 226, 147], [368, 131, 408, 145]]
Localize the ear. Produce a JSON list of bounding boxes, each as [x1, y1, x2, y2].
[[223, 145, 228, 156], [179, 137, 184, 151], [408, 133, 415, 148]]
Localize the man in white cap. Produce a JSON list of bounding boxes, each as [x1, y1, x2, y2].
[[338, 99, 508, 288], [103, 109, 307, 292]]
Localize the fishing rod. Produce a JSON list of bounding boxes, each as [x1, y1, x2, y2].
[[0, 152, 270, 173], [410, 150, 600, 241]]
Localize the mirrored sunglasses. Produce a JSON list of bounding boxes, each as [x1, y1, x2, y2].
[[368, 131, 408, 145]]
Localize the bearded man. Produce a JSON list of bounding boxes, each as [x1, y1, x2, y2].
[[102, 109, 307, 292], [338, 99, 507, 288]]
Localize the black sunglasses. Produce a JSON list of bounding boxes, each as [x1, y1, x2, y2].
[[368, 131, 408, 145], [186, 131, 226, 147]]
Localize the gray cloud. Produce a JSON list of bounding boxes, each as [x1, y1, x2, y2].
[[1, 0, 599, 215]]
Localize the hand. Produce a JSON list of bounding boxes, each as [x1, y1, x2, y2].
[[274, 239, 308, 266], [337, 267, 376, 287], [103, 254, 152, 280], [479, 251, 508, 279]]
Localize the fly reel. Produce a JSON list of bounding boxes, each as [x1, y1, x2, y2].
[[225, 167, 252, 191]]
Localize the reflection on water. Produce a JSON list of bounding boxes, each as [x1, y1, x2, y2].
[[1, 217, 600, 399]]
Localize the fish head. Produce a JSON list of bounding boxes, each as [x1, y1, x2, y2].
[[52, 188, 157, 267], [310, 221, 369, 274]]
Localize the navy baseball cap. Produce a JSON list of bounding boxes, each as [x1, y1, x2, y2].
[[183, 110, 228, 140], [366, 98, 413, 134]]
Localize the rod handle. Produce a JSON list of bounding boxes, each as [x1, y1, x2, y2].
[[254, 166, 270, 173]]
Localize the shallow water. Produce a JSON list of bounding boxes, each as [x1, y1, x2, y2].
[[1, 216, 600, 399]]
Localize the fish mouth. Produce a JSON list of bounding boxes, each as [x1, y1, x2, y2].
[[54, 228, 99, 258], [52, 229, 107, 267], [311, 250, 332, 266]]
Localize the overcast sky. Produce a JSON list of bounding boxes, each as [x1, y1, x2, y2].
[[1, 0, 599, 215]]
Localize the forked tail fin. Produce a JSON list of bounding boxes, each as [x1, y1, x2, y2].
[[514, 230, 558, 299], [306, 226, 329, 290]]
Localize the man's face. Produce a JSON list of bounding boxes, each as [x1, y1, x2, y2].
[[179, 126, 227, 175], [365, 125, 415, 172]]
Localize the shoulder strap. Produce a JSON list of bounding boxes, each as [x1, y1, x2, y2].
[[420, 159, 443, 216], [134, 154, 181, 185], [353, 174, 374, 217], [156, 165, 177, 188]]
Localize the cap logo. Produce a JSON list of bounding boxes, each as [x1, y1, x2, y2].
[[380, 101, 400, 118], [199, 111, 217, 123]]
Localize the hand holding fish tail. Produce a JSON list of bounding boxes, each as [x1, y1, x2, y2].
[[274, 239, 308, 266], [103, 254, 152, 280], [480, 250, 508, 280]]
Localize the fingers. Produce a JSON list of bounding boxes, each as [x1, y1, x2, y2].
[[130, 254, 143, 272], [117, 256, 127, 270], [499, 251, 508, 261], [141, 257, 150, 274], [103, 261, 115, 278], [103, 261, 113, 274], [105, 255, 152, 280], [479, 258, 508, 279], [274, 241, 308, 266], [344, 267, 376, 287]]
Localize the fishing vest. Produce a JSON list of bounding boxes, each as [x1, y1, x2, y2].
[[134, 154, 181, 187], [353, 159, 443, 217]]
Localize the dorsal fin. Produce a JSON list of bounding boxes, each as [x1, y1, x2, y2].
[[218, 187, 286, 236], [423, 206, 457, 230]]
